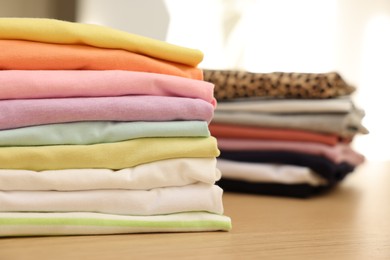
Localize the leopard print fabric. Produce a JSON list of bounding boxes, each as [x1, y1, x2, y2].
[[203, 70, 356, 101]]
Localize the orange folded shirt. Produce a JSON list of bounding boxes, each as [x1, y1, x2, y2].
[[209, 123, 343, 146], [0, 40, 203, 80]]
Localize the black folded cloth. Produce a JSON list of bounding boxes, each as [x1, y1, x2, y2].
[[219, 150, 354, 184]]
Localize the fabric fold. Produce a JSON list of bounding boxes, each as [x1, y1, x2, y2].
[[0, 40, 202, 79], [213, 108, 368, 137], [217, 159, 327, 186], [209, 123, 344, 146], [0, 70, 215, 105], [0, 17, 203, 66], [0, 211, 232, 237], [215, 97, 353, 114], [0, 158, 221, 191], [0, 121, 210, 146], [217, 139, 365, 166], [0, 95, 214, 130], [0, 184, 224, 216], [0, 137, 220, 171], [203, 69, 355, 100], [219, 150, 354, 183], [217, 178, 330, 198]]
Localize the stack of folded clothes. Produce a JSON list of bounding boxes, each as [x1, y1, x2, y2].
[[204, 70, 367, 198], [0, 18, 231, 237]]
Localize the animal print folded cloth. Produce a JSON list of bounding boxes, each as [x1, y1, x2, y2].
[[203, 70, 356, 101]]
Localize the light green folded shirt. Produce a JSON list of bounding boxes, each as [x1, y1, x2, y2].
[[0, 121, 210, 146], [0, 211, 232, 237], [0, 137, 219, 171]]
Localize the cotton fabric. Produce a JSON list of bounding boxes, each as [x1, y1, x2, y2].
[[209, 123, 343, 146], [0, 40, 202, 79], [0, 158, 220, 191], [0, 212, 232, 237], [217, 159, 326, 186], [0, 70, 215, 105], [0, 121, 210, 146], [213, 109, 368, 137], [0, 96, 214, 130], [219, 150, 354, 183], [0, 137, 220, 171], [217, 139, 365, 166], [215, 97, 353, 114], [217, 178, 330, 198], [0, 17, 203, 66], [0, 184, 224, 215]]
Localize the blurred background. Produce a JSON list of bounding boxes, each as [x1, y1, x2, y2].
[[1, 0, 389, 161]]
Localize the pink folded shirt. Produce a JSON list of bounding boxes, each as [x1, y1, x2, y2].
[[0, 70, 216, 107], [217, 138, 365, 166], [0, 96, 214, 130]]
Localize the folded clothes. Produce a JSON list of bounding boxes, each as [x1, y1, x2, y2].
[[0, 70, 214, 104], [209, 123, 344, 146], [0, 121, 210, 146], [0, 211, 232, 237], [0, 95, 214, 130], [217, 178, 331, 198], [0, 40, 202, 79], [219, 150, 354, 183], [217, 159, 326, 186], [0, 18, 202, 66], [0, 158, 220, 191], [218, 139, 365, 166], [203, 70, 355, 100], [0, 184, 223, 215], [215, 97, 353, 114], [213, 109, 368, 138], [0, 137, 219, 171]]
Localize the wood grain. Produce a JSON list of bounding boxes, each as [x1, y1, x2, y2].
[[0, 161, 389, 259]]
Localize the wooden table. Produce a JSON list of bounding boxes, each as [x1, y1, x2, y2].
[[1, 161, 389, 259]]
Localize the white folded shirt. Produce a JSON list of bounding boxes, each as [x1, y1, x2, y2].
[[0, 183, 224, 215], [0, 158, 221, 191], [217, 159, 327, 186], [216, 97, 352, 114], [0, 211, 232, 237]]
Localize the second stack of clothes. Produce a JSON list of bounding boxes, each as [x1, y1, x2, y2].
[[204, 69, 367, 198]]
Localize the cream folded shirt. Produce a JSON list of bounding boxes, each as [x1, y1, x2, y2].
[[0, 158, 220, 191], [0, 183, 224, 216]]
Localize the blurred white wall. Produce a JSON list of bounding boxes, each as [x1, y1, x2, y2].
[[77, 0, 169, 40], [164, 0, 390, 161]]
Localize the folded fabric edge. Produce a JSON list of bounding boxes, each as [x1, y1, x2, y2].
[[0, 212, 232, 237]]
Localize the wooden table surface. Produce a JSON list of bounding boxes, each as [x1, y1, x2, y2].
[[0, 161, 389, 259]]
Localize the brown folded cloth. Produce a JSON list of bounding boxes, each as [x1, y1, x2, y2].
[[203, 70, 356, 101]]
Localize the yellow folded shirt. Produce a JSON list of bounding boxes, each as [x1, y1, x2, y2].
[[0, 137, 219, 171], [0, 17, 203, 66]]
